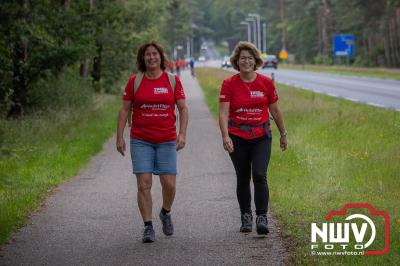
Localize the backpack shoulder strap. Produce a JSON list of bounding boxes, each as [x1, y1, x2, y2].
[[166, 72, 176, 92], [167, 72, 179, 129], [135, 72, 175, 93], [134, 72, 144, 95]]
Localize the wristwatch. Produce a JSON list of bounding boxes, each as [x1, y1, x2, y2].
[[280, 131, 287, 137]]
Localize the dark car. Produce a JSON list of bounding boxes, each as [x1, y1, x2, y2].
[[262, 55, 278, 69]]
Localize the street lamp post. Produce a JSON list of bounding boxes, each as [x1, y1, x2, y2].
[[186, 37, 190, 58], [249, 13, 261, 51], [246, 17, 256, 46], [262, 23, 267, 53], [240, 21, 251, 42]]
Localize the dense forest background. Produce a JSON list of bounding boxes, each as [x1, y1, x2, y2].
[[198, 0, 400, 68], [1, 0, 399, 118], [0, 0, 191, 118]]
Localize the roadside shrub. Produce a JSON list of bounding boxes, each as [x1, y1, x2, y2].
[[28, 67, 93, 112], [353, 55, 372, 67], [313, 54, 333, 65]]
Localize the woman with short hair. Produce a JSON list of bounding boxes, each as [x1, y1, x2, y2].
[[219, 41, 287, 235]]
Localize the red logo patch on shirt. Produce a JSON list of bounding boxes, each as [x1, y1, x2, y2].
[[250, 91, 264, 98], [154, 87, 168, 94]]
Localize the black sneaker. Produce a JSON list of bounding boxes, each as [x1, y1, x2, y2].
[[142, 225, 155, 243], [240, 213, 253, 232], [256, 215, 269, 235], [159, 210, 174, 236]]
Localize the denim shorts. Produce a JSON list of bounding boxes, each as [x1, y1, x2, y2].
[[130, 138, 177, 175]]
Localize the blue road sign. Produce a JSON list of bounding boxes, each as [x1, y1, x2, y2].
[[333, 34, 355, 58]]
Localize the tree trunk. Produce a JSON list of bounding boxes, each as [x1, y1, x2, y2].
[[390, 11, 400, 67], [382, 19, 391, 67], [80, 0, 93, 79], [317, 6, 322, 55], [279, 0, 287, 50], [92, 39, 102, 92], [7, 0, 29, 118], [8, 38, 28, 118], [319, 0, 332, 56], [388, 17, 394, 67], [80, 58, 89, 77], [396, 8, 400, 66], [168, 0, 178, 60], [64, 0, 70, 10], [362, 29, 368, 57], [56, 0, 71, 75], [397, 7, 400, 26]]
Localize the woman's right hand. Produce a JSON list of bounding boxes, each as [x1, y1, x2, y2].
[[222, 136, 234, 153], [116, 138, 126, 156]]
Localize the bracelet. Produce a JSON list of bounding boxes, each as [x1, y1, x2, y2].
[[280, 131, 287, 137]]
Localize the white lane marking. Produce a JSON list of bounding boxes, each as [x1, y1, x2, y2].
[[326, 93, 338, 97], [367, 102, 385, 108], [344, 97, 359, 102]]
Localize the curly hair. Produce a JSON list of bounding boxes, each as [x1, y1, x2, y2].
[[230, 41, 263, 71], [136, 41, 168, 72]]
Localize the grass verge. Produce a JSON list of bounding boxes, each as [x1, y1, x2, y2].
[[197, 68, 400, 265], [279, 64, 400, 80], [0, 94, 119, 245]]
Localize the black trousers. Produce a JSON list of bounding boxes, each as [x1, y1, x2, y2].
[[229, 134, 272, 216]]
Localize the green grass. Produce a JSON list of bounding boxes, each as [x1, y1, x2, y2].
[[197, 68, 400, 265], [280, 64, 400, 80], [0, 94, 119, 245]]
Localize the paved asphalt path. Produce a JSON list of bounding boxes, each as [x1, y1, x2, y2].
[[0, 71, 288, 266]]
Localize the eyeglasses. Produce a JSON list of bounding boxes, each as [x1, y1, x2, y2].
[[239, 56, 255, 62]]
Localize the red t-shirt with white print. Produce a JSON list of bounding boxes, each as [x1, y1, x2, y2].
[[219, 73, 278, 140], [122, 72, 185, 143]]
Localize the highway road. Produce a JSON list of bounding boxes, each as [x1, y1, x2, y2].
[[198, 57, 400, 111], [259, 68, 400, 111]]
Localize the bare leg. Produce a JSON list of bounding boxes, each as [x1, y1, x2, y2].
[[136, 173, 153, 221], [159, 174, 176, 210]]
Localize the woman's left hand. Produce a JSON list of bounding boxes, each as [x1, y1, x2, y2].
[[176, 133, 186, 151], [280, 135, 288, 151]]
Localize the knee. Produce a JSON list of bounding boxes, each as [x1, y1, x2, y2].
[[252, 172, 267, 184], [163, 180, 176, 191], [237, 177, 250, 186], [161, 176, 176, 190], [138, 181, 152, 193]]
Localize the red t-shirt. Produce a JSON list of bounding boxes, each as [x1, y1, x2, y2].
[[219, 73, 278, 139], [122, 72, 186, 143]]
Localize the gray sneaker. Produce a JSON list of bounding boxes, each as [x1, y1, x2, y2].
[[142, 225, 155, 243], [159, 210, 174, 236], [240, 213, 253, 232], [256, 215, 269, 235]]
